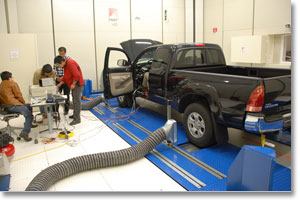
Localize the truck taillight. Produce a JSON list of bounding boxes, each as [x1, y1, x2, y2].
[[246, 85, 264, 112]]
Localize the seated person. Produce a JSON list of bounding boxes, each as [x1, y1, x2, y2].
[[32, 64, 57, 115], [0, 71, 37, 142], [33, 64, 56, 85]]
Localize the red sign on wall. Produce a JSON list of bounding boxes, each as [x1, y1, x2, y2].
[[213, 27, 218, 33]]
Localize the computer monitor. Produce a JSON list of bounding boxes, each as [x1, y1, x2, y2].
[[39, 78, 55, 87]]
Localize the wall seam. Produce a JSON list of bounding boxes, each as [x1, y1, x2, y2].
[[184, 0, 186, 42], [202, 0, 204, 42], [50, 0, 56, 57], [252, 0, 255, 36], [251, 0, 256, 67], [203, 0, 205, 42], [193, 0, 195, 42], [130, 0, 132, 39], [4, 0, 10, 33], [162, 0, 164, 42], [93, 0, 99, 90], [222, 0, 224, 48]]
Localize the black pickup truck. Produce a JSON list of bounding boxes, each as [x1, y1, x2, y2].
[[103, 39, 291, 148]]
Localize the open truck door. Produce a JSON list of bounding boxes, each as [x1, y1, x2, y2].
[[103, 40, 163, 107], [103, 47, 133, 100]]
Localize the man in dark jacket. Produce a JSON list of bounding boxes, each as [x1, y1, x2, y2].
[[53, 47, 71, 115], [54, 56, 84, 126]]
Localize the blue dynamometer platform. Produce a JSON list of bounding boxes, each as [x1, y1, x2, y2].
[[87, 96, 291, 191]]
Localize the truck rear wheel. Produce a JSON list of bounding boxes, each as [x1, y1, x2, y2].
[[183, 103, 216, 148], [117, 94, 133, 108]]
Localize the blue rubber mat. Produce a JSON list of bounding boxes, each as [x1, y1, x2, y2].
[[88, 97, 291, 191]]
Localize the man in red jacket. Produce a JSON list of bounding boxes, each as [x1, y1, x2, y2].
[[54, 56, 84, 125]]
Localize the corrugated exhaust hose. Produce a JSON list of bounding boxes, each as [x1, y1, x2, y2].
[[81, 94, 105, 110], [25, 126, 168, 191]]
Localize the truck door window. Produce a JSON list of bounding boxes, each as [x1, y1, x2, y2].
[[175, 49, 206, 68], [108, 51, 129, 68]]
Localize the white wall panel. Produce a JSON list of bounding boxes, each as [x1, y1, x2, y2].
[[204, 0, 291, 68], [203, 0, 223, 47], [16, 0, 54, 67], [224, 0, 253, 31], [254, 0, 291, 34], [131, 0, 162, 42], [163, 0, 185, 44], [17, 0, 52, 33], [94, 0, 130, 89], [53, 0, 97, 89], [0, 34, 39, 102], [0, 0, 7, 33]]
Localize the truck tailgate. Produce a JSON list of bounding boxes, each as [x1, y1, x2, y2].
[[263, 75, 291, 124]]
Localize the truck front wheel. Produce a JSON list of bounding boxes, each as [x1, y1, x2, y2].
[[183, 103, 216, 148]]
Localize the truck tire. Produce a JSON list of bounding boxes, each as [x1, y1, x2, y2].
[[183, 103, 216, 148], [117, 94, 133, 108]]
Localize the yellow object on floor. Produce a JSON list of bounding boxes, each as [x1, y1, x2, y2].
[[58, 131, 74, 139]]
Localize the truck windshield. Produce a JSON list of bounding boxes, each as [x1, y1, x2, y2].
[[136, 49, 156, 66]]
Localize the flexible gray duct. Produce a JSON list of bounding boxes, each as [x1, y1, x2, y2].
[[81, 94, 105, 110], [25, 126, 168, 191]]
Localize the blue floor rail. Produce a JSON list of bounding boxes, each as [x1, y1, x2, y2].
[[88, 97, 291, 191]]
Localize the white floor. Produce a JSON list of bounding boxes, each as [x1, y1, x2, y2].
[[1, 109, 186, 192]]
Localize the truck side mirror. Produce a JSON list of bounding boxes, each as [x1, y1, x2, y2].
[[117, 59, 129, 66]]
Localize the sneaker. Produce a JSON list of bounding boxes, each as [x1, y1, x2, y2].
[[31, 124, 38, 128], [19, 133, 32, 142], [69, 120, 80, 126], [69, 115, 74, 119]]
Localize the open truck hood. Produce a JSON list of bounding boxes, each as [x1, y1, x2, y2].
[[120, 39, 162, 61]]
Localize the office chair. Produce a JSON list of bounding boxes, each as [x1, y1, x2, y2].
[[0, 103, 22, 141]]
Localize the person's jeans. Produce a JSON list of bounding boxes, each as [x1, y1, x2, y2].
[[61, 83, 70, 113], [6, 104, 33, 135], [57, 80, 70, 113], [72, 86, 84, 122]]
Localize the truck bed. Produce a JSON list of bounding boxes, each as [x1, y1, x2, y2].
[[186, 65, 291, 78]]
